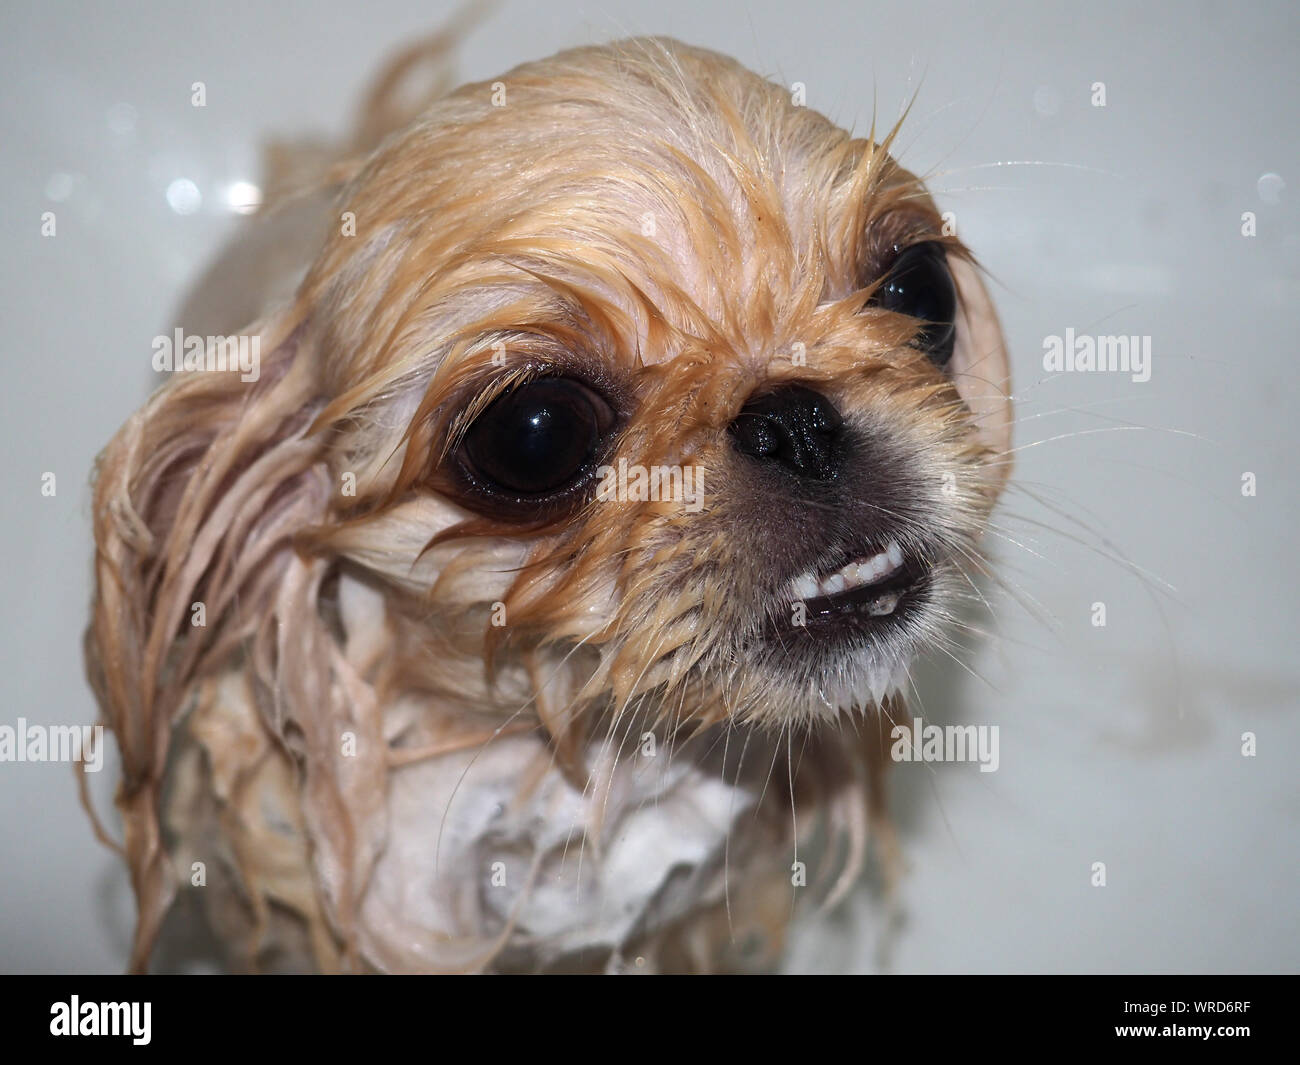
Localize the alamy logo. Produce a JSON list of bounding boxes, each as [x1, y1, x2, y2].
[[151, 328, 260, 382], [595, 460, 704, 513], [1042, 328, 1151, 382], [890, 716, 1000, 773], [50, 997, 151, 1045], [0, 719, 104, 772]]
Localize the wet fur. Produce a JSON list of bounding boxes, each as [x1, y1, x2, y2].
[[85, 36, 1011, 973]]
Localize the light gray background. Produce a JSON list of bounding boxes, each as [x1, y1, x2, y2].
[[1, 0, 1296, 973]]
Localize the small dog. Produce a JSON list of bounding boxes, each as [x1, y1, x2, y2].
[[86, 35, 1012, 973]]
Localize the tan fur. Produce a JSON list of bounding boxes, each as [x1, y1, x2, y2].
[[85, 36, 1011, 973]]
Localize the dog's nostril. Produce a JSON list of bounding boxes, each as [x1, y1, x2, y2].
[[728, 384, 843, 481]]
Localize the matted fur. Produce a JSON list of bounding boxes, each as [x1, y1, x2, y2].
[[85, 36, 1012, 973]]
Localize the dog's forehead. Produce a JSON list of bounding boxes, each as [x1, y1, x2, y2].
[[420, 45, 915, 364], [311, 39, 936, 387]]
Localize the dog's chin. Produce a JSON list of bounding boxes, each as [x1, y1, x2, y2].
[[732, 549, 949, 725], [740, 639, 916, 727]]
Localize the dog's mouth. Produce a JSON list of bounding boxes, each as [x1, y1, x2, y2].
[[766, 541, 932, 640]]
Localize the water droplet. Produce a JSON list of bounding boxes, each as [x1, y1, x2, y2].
[[166, 178, 201, 215], [1033, 85, 1061, 117], [44, 172, 75, 202], [225, 180, 262, 215], [1257, 172, 1285, 204]]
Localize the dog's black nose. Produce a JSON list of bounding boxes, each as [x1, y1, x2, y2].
[[728, 384, 843, 481]]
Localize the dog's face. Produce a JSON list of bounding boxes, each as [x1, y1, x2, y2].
[[87, 36, 1015, 972], [285, 39, 1012, 738]]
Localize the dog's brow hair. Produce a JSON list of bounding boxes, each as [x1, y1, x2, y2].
[[441, 363, 543, 461]]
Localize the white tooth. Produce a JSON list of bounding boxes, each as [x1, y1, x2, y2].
[[820, 573, 848, 596], [793, 573, 818, 601], [869, 591, 901, 616], [885, 542, 904, 570], [862, 553, 886, 581]]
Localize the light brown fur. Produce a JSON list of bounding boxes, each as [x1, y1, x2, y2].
[[85, 36, 1011, 973]]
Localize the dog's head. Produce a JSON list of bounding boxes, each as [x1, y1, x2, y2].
[[88, 37, 1011, 967], [294, 38, 1012, 728]]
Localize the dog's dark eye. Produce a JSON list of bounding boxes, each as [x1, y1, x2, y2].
[[870, 242, 958, 368], [461, 377, 614, 497]]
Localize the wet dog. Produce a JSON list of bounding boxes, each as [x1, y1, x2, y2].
[[86, 36, 1012, 972]]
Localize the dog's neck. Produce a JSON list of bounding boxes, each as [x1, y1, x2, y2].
[[166, 567, 855, 972]]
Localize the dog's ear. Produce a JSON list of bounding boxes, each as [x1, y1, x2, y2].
[[84, 305, 343, 970], [948, 254, 1013, 486]]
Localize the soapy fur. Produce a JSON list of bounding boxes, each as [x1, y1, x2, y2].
[[85, 34, 1012, 973]]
